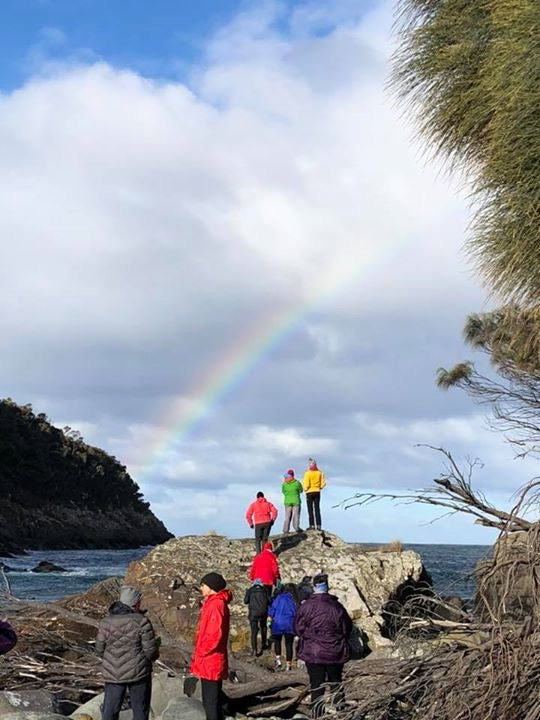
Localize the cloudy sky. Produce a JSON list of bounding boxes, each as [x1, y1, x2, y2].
[[1, 0, 534, 544]]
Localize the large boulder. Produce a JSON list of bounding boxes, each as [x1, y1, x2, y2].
[[0, 690, 59, 715], [61, 576, 123, 618], [475, 530, 533, 622], [124, 530, 429, 650]]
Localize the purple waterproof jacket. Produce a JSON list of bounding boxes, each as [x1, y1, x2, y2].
[[0, 620, 17, 655], [294, 592, 352, 665]]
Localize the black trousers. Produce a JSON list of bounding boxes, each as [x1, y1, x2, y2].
[[249, 617, 267, 652], [101, 675, 152, 720], [273, 633, 294, 661], [254, 522, 272, 553], [201, 678, 224, 720], [306, 492, 321, 529], [305, 663, 344, 718]]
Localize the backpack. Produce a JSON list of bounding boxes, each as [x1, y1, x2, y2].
[[0, 620, 17, 655], [248, 586, 268, 619]]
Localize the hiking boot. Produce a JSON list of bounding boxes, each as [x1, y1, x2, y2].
[[286, 661, 292, 672], [249, 648, 256, 657], [275, 657, 282, 670]]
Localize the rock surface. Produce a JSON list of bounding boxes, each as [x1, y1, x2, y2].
[[31, 561, 68, 574], [124, 530, 429, 650]]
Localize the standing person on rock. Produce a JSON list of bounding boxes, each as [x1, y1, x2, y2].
[[303, 459, 326, 531], [245, 491, 278, 553], [95, 585, 159, 720], [244, 578, 269, 656], [282, 469, 303, 533], [294, 573, 352, 718], [190, 572, 232, 720], [248, 541, 280, 598], [267, 583, 299, 671]]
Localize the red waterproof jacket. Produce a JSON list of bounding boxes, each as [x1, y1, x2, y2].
[[249, 545, 280, 585], [190, 589, 232, 681], [245, 497, 278, 526]]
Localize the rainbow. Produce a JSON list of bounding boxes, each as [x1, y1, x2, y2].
[[136, 255, 374, 481]]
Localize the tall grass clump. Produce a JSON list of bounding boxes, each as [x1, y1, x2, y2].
[[392, 0, 540, 306]]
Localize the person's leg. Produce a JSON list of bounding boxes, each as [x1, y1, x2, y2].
[[306, 494, 315, 528], [128, 675, 152, 720], [325, 664, 345, 708], [306, 663, 326, 718], [313, 492, 321, 529], [101, 682, 126, 720], [255, 524, 263, 554], [284, 634, 294, 663], [283, 505, 292, 533], [274, 633, 283, 662], [261, 522, 271, 545], [291, 504, 300, 532], [249, 618, 259, 653], [201, 679, 224, 720], [259, 617, 268, 651]]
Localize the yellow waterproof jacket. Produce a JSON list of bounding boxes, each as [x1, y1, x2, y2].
[[303, 470, 326, 493]]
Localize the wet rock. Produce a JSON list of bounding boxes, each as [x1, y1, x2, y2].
[[160, 696, 206, 720], [0, 689, 59, 715], [31, 561, 67, 574], [124, 530, 429, 650], [61, 576, 122, 618]]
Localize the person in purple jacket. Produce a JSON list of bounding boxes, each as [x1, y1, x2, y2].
[[293, 573, 352, 717]]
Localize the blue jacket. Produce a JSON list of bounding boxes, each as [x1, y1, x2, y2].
[[268, 592, 297, 635]]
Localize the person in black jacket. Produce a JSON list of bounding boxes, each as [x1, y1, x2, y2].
[[244, 579, 269, 656]]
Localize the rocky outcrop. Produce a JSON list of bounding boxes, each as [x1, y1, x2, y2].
[[0, 399, 172, 554], [476, 530, 532, 622], [124, 530, 430, 650], [31, 562, 67, 573]]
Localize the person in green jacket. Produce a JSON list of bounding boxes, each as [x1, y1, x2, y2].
[[282, 469, 303, 533]]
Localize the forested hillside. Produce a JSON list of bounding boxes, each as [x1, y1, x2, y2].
[[0, 399, 172, 554]]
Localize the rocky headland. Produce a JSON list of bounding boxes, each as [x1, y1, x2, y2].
[[0, 399, 172, 555], [123, 530, 431, 652], [0, 529, 435, 718]]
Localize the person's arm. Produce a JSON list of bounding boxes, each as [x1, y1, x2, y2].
[[303, 472, 311, 492], [199, 604, 226, 656], [140, 616, 159, 661], [270, 502, 278, 521], [245, 502, 254, 527], [293, 604, 306, 637], [95, 622, 107, 658], [297, 481, 303, 495], [340, 606, 353, 637], [320, 472, 326, 489], [244, 588, 251, 604], [249, 558, 256, 581]]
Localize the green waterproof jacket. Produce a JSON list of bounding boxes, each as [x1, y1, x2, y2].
[[282, 478, 303, 506]]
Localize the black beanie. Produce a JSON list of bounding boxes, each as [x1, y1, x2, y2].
[[200, 572, 226, 592]]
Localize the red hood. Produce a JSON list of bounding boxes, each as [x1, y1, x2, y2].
[[204, 589, 233, 605]]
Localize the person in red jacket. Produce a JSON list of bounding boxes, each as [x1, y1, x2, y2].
[[190, 572, 232, 720], [248, 542, 280, 598], [245, 491, 278, 553]]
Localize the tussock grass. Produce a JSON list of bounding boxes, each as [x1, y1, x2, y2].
[[392, 0, 540, 305]]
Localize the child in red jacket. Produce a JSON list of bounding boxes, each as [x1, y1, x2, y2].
[[190, 572, 232, 720]]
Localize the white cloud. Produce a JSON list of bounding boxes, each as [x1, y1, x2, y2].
[[0, 0, 517, 544]]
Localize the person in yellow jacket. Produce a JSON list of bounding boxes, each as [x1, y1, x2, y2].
[[303, 458, 326, 531]]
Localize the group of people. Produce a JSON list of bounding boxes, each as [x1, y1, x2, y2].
[[91, 456, 348, 720], [245, 459, 327, 552], [95, 568, 352, 720]]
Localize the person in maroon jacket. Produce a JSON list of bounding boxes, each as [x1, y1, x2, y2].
[[294, 573, 352, 717], [245, 491, 278, 553]]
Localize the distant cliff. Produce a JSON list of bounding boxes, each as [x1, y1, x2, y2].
[[0, 399, 173, 555]]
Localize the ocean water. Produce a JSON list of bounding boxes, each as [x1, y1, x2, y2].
[[0, 543, 491, 603]]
